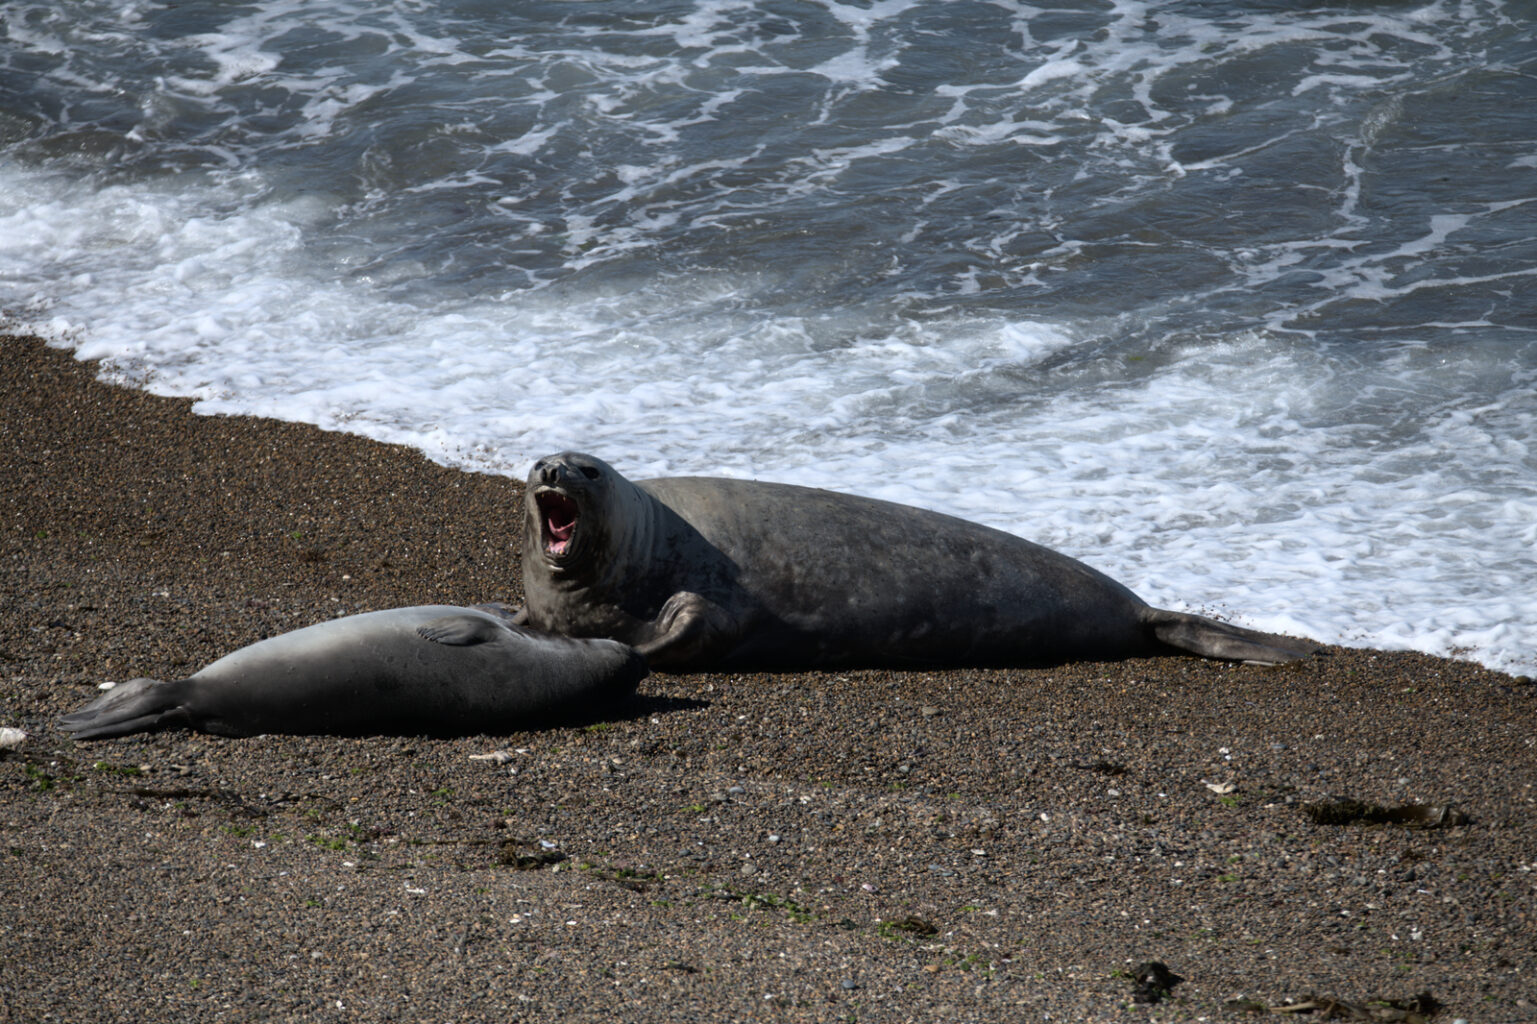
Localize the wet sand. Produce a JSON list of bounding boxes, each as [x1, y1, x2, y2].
[[2, 333, 1532, 1022]]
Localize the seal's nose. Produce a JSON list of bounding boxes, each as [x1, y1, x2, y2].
[[532, 453, 593, 488], [534, 458, 561, 486]]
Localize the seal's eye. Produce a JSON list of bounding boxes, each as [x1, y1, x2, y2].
[[580, 465, 600, 480]]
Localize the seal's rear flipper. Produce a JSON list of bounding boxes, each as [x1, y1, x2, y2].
[[1145, 609, 1318, 665], [57, 678, 195, 740]]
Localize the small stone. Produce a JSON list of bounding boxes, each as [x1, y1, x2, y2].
[[920, 706, 939, 717], [841, 979, 859, 991]]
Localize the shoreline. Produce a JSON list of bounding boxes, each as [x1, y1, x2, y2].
[[3, 333, 1533, 1022]]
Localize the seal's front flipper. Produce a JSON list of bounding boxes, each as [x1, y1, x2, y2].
[[473, 601, 522, 624], [417, 613, 505, 646], [635, 591, 741, 671], [1145, 609, 1317, 665], [57, 678, 195, 740]]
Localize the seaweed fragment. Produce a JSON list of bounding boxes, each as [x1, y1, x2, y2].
[[1303, 798, 1468, 828], [887, 915, 939, 936], [497, 843, 568, 870], [1266, 989, 1441, 1021], [1129, 960, 1183, 1004]]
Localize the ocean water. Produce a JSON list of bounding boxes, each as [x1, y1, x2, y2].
[[2, 0, 1534, 675]]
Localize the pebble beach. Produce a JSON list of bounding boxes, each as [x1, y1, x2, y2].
[[2, 333, 1533, 1022]]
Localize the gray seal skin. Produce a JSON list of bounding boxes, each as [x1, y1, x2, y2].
[[58, 604, 647, 740], [517, 452, 1316, 671]]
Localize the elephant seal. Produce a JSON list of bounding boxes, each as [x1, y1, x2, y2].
[[59, 604, 647, 739], [517, 452, 1315, 671]]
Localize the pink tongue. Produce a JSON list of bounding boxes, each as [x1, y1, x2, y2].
[[543, 495, 577, 553]]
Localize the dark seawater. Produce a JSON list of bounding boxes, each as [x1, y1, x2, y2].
[[2, 0, 1534, 671]]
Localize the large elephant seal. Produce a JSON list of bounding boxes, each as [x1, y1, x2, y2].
[[59, 605, 646, 739], [517, 452, 1315, 671]]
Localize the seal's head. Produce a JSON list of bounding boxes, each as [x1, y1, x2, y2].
[[525, 452, 628, 577]]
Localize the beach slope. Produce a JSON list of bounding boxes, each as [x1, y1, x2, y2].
[[2, 334, 1532, 1022]]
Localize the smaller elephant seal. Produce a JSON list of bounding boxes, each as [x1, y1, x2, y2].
[[58, 605, 646, 740], [517, 452, 1316, 671]]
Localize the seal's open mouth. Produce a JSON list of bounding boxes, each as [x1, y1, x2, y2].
[[537, 490, 578, 556]]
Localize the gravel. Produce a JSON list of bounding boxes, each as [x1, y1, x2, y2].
[[3, 334, 1533, 1022]]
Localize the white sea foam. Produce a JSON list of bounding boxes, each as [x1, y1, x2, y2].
[[4, 155, 1534, 677]]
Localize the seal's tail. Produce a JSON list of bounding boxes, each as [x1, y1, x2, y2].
[[57, 678, 194, 740], [1144, 608, 1318, 665]]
